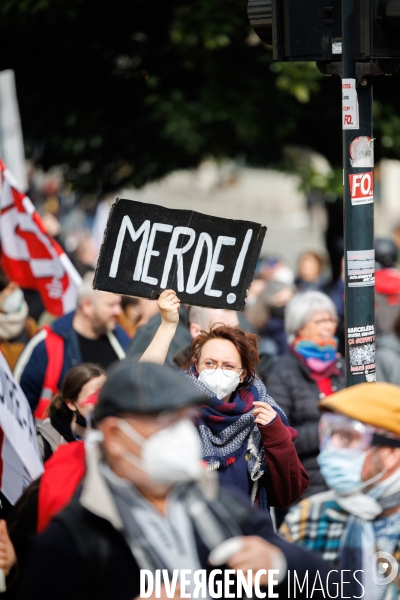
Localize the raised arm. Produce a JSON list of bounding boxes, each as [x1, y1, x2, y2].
[[139, 290, 180, 365]]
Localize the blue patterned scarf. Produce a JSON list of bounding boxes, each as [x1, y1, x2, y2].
[[180, 370, 289, 508]]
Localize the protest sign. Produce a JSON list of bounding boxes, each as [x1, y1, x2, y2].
[[0, 352, 43, 504], [94, 199, 267, 311]]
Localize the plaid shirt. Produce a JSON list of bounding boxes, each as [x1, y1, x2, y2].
[[280, 492, 400, 599]]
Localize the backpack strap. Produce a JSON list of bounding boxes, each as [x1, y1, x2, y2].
[[36, 419, 65, 461], [37, 431, 54, 462], [34, 326, 64, 420]]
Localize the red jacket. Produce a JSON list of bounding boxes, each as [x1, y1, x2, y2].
[[37, 441, 86, 532]]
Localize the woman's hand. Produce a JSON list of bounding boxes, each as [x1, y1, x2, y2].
[[253, 401, 277, 426], [139, 290, 180, 365], [158, 289, 180, 327], [0, 520, 16, 576]]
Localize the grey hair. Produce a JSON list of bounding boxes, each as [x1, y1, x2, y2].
[[76, 271, 96, 307], [188, 305, 238, 331], [285, 291, 337, 343], [187, 306, 212, 330]]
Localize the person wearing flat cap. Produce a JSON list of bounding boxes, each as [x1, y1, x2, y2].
[[281, 382, 400, 600], [19, 359, 337, 600]]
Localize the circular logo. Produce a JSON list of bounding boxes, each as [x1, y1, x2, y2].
[[372, 551, 398, 586]]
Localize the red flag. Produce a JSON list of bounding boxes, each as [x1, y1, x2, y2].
[[0, 160, 82, 316]]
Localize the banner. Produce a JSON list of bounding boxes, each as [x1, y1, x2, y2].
[[94, 198, 267, 311], [0, 352, 43, 504], [0, 71, 28, 191], [0, 160, 82, 316]]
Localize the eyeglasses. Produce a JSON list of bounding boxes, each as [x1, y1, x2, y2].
[[311, 317, 338, 326], [319, 413, 375, 451], [199, 360, 243, 377]]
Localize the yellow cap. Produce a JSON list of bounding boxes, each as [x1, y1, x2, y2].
[[319, 382, 400, 436]]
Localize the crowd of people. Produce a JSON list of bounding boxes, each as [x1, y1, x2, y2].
[[0, 236, 399, 598]]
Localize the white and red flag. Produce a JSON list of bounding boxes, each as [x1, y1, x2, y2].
[[0, 160, 82, 316]]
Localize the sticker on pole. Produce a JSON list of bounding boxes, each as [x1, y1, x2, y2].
[[349, 171, 374, 206], [350, 137, 374, 168], [332, 42, 342, 55], [348, 325, 376, 381], [342, 78, 359, 130], [346, 249, 375, 287]]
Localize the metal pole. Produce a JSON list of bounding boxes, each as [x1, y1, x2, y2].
[[342, 0, 376, 386]]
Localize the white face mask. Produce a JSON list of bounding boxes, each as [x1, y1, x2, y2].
[[198, 369, 240, 400], [117, 418, 203, 485], [1, 288, 24, 314]]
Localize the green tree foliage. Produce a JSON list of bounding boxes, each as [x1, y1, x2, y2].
[[0, 0, 398, 193]]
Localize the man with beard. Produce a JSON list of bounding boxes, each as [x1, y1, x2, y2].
[[15, 272, 129, 417]]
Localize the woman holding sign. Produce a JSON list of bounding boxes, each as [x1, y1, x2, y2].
[[140, 290, 309, 511]]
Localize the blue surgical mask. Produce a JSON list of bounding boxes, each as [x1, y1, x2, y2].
[[317, 447, 368, 494]]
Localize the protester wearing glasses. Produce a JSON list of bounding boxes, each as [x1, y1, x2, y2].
[[280, 382, 400, 600], [140, 290, 309, 512], [266, 291, 345, 502]]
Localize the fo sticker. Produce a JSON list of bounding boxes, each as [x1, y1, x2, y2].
[[342, 78, 359, 130], [350, 136, 374, 168], [349, 172, 373, 206], [348, 325, 376, 381]]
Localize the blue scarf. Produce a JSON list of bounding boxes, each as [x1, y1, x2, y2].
[[292, 337, 338, 362], [180, 370, 289, 509]]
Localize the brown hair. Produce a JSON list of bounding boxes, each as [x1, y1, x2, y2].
[[48, 363, 106, 420], [0, 269, 10, 293], [182, 324, 260, 388], [299, 251, 325, 270]]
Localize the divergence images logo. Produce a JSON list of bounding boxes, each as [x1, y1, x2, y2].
[[372, 551, 398, 586]]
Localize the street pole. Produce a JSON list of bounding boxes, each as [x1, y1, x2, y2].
[[342, 0, 376, 386]]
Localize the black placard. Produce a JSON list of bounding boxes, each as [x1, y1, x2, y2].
[[93, 198, 267, 311]]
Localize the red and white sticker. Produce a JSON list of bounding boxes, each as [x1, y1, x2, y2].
[[349, 172, 374, 206], [342, 78, 359, 130]]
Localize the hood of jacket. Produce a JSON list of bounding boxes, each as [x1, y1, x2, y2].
[[50, 311, 76, 340]]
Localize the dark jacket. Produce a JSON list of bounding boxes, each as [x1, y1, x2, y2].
[[127, 310, 192, 368], [18, 477, 338, 600], [15, 311, 130, 412], [6, 443, 86, 599], [266, 351, 345, 499]]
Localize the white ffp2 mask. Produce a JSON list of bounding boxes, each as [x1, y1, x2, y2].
[[198, 369, 240, 400], [1, 289, 24, 314], [117, 418, 203, 484]]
